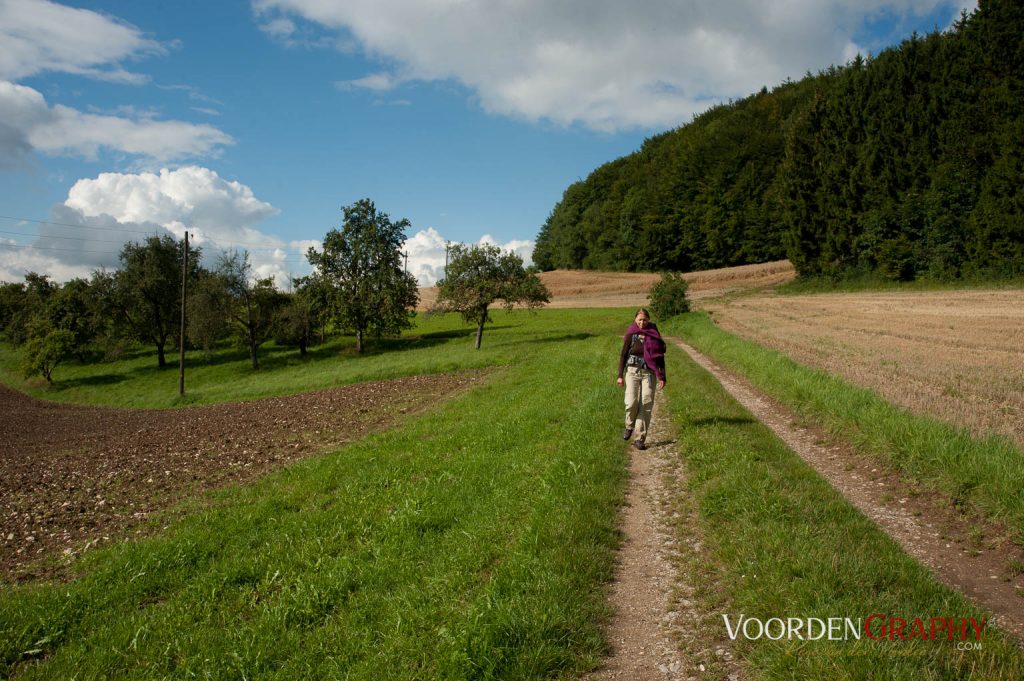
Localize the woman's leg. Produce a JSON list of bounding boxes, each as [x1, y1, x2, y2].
[[624, 366, 642, 433], [635, 369, 657, 443]]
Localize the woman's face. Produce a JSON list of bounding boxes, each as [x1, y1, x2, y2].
[[635, 312, 649, 328]]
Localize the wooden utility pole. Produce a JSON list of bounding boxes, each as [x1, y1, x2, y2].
[[178, 231, 189, 397]]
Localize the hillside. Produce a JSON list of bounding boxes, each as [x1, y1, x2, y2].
[[534, 0, 1024, 282]]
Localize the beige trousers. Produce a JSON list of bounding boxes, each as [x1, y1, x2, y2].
[[624, 365, 657, 442]]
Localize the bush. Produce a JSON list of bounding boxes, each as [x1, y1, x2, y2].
[[649, 272, 690, 319], [21, 325, 75, 383]]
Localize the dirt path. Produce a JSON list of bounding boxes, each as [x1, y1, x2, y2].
[[590, 398, 744, 680], [0, 373, 483, 582], [670, 336, 1024, 643]]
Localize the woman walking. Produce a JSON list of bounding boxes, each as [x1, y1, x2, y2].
[[616, 308, 666, 450]]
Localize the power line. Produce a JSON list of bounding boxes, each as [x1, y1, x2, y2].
[[0, 213, 160, 236], [0, 212, 319, 255], [1, 242, 123, 257], [0, 228, 138, 245], [0, 241, 310, 265], [2, 225, 309, 255]]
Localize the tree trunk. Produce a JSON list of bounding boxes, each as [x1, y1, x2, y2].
[[356, 328, 364, 353], [156, 341, 166, 368], [247, 304, 258, 369], [475, 306, 487, 349]]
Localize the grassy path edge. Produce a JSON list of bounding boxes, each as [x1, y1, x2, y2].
[[657, 332, 1024, 678], [669, 334, 1024, 642], [664, 313, 1024, 542]]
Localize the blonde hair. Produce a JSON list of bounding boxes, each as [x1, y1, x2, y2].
[[635, 307, 651, 319]]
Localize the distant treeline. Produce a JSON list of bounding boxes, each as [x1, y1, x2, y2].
[[533, 0, 1023, 281]]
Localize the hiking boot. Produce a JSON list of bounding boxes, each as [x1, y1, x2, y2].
[[622, 428, 633, 441], [632, 440, 646, 450]]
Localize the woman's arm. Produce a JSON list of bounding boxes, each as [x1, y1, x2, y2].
[[617, 334, 631, 379]]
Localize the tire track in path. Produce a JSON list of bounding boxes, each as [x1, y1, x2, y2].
[[670, 336, 1024, 644], [589, 396, 744, 680]]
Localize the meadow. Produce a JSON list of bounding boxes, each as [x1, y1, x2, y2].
[[1, 309, 632, 678], [2, 300, 1024, 678]]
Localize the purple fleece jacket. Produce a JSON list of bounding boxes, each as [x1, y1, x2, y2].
[[619, 322, 667, 382]]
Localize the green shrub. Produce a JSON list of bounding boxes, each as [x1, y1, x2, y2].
[[21, 325, 75, 383], [649, 272, 690, 319]]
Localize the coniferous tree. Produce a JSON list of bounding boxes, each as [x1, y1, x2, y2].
[[534, 0, 1023, 281]]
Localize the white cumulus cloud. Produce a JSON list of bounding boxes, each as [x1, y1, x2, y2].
[[255, 0, 973, 131], [0, 235, 101, 283], [2, 166, 309, 289], [0, 81, 233, 165], [403, 227, 536, 286], [0, 0, 165, 83], [64, 166, 278, 235], [405, 226, 447, 287], [477, 234, 535, 268]]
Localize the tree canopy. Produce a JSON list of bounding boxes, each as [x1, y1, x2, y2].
[[217, 250, 287, 369], [307, 199, 419, 353], [534, 0, 1024, 282], [435, 243, 550, 349], [112, 235, 202, 368]]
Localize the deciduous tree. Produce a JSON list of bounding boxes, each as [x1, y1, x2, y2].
[[112, 235, 201, 368], [435, 243, 550, 349], [273, 275, 327, 357], [186, 269, 231, 357], [21, 319, 74, 383], [217, 250, 286, 369], [306, 199, 419, 353]]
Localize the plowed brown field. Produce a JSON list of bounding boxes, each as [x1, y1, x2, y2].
[[0, 373, 482, 581]]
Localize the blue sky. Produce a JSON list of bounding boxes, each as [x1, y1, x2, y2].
[[0, 0, 974, 286]]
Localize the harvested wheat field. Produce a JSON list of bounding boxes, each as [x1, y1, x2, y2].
[[417, 259, 794, 310], [703, 290, 1024, 447]]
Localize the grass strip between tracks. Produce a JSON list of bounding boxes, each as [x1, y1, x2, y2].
[[0, 309, 629, 679], [662, 344, 1024, 679], [664, 313, 1024, 543]]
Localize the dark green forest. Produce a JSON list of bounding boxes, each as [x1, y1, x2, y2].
[[533, 0, 1023, 281]]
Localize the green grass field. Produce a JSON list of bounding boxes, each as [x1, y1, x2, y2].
[[0, 313, 518, 409], [661, 342, 1024, 679], [664, 313, 1024, 542], [1, 309, 633, 678], [2, 307, 1023, 678]]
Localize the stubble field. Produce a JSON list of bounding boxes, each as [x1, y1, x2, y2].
[[702, 289, 1024, 448], [416, 259, 796, 310]]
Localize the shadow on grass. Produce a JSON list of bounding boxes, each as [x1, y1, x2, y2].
[[56, 373, 128, 389], [24, 322, 513, 388], [529, 332, 595, 344], [688, 416, 757, 428], [232, 328, 487, 371]]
